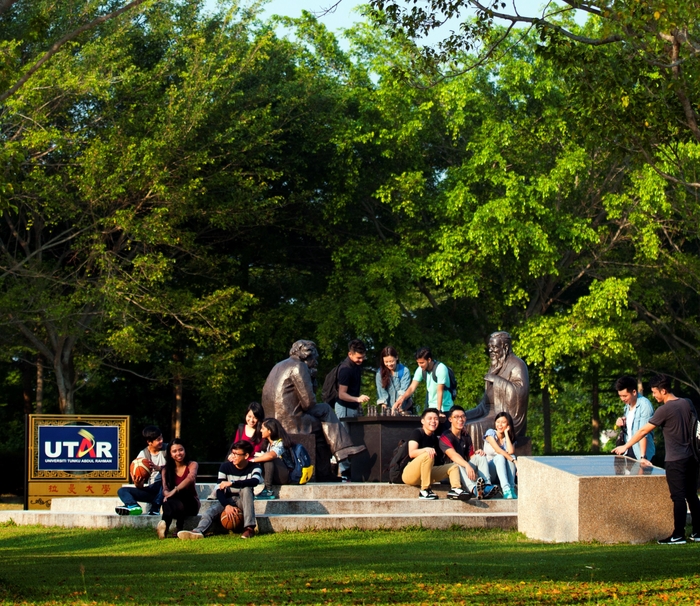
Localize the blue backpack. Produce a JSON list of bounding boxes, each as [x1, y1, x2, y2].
[[283, 443, 314, 484]]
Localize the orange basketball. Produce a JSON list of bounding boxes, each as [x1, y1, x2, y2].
[[130, 458, 151, 484], [220, 506, 244, 532]]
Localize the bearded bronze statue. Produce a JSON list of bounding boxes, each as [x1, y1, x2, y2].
[[261, 340, 365, 464], [464, 331, 529, 450]]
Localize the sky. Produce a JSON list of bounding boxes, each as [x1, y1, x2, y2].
[[205, 1, 587, 39]]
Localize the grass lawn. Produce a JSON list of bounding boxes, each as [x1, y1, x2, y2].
[[1, 523, 699, 605]]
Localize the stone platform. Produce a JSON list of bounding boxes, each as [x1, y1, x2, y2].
[[518, 455, 670, 543], [0, 482, 517, 533]]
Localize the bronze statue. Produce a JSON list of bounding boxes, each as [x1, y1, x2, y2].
[[261, 340, 365, 463], [464, 331, 529, 450]]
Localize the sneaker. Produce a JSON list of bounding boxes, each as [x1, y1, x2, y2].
[[255, 488, 277, 500], [475, 477, 485, 500], [240, 527, 256, 539], [147, 510, 160, 516], [657, 535, 686, 545], [115, 504, 142, 516], [177, 530, 204, 540], [340, 474, 351, 483], [690, 533, 700, 542], [483, 484, 498, 499], [418, 488, 439, 500], [447, 487, 472, 501], [503, 487, 514, 500], [156, 520, 167, 540]]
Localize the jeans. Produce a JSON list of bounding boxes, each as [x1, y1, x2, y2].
[[488, 454, 517, 491], [458, 453, 491, 492], [263, 458, 290, 489], [117, 482, 163, 512], [335, 402, 359, 475], [195, 486, 255, 533], [665, 456, 700, 537]]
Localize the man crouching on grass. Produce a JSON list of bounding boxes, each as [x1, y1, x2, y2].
[[178, 440, 262, 540]]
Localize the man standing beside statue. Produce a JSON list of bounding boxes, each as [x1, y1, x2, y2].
[[463, 331, 529, 451], [261, 340, 365, 480]]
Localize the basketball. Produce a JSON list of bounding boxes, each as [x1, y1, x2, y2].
[[130, 458, 151, 484], [220, 506, 244, 532]]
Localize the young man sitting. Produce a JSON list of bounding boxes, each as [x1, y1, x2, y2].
[[439, 406, 497, 499], [178, 440, 262, 540], [115, 425, 166, 516], [401, 408, 466, 500]]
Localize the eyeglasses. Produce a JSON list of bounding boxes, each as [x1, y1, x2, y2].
[[230, 451, 247, 457], [451, 414, 466, 420]]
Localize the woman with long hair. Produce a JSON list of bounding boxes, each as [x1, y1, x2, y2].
[[250, 418, 295, 500], [482, 412, 518, 499], [157, 439, 200, 538], [233, 401, 266, 454], [376, 346, 413, 413]]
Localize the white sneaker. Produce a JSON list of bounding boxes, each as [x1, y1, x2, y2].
[[177, 530, 204, 540]]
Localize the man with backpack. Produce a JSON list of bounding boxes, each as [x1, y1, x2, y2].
[[333, 339, 371, 482], [394, 347, 455, 415], [613, 374, 700, 544]]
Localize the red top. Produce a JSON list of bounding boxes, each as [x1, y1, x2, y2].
[[234, 424, 265, 454], [174, 464, 200, 505]]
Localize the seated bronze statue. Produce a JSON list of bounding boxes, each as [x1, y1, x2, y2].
[[261, 340, 365, 471], [464, 331, 529, 451]]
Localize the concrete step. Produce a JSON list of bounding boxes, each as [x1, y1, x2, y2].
[[0, 509, 517, 532], [50, 493, 516, 516], [1, 482, 519, 533]]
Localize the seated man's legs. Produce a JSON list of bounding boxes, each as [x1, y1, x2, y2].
[[116, 483, 161, 515], [401, 452, 434, 490], [431, 463, 461, 491], [232, 486, 256, 531], [192, 500, 224, 535], [459, 454, 492, 495]]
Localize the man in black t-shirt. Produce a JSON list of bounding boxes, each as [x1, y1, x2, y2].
[[614, 374, 700, 544], [439, 406, 496, 499], [401, 408, 464, 499], [335, 339, 371, 481]]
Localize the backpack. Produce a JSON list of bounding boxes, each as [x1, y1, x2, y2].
[[286, 443, 314, 485], [423, 361, 457, 401], [321, 363, 341, 404], [388, 439, 411, 484]]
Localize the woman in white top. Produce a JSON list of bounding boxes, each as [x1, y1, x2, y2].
[[482, 412, 517, 499]]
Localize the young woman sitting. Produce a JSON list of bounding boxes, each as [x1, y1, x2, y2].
[[482, 412, 518, 499], [157, 439, 200, 538], [250, 418, 295, 500], [233, 401, 266, 455]]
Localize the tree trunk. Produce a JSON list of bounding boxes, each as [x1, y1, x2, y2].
[[542, 383, 552, 454], [19, 358, 33, 415], [53, 349, 76, 414], [591, 368, 600, 453], [36, 354, 44, 414]]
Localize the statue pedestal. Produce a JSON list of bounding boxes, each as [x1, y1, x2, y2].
[[344, 415, 421, 482], [518, 456, 669, 543]]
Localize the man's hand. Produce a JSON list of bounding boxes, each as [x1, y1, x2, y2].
[[358, 394, 370, 403], [615, 417, 625, 428], [474, 449, 485, 456], [612, 445, 627, 455], [218, 480, 232, 490], [464, 463, 476, 481], [224, 504, 236, 515], [423, 448, 436, 459]]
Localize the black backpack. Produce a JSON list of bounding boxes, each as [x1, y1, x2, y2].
[[422, 361, 457, 401], [321, 363, 341, 404], [689, 401, 700, 462], [388, 439, 411, 484]]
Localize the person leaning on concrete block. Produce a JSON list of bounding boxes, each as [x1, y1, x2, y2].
[[613, 374, 700, 545]]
